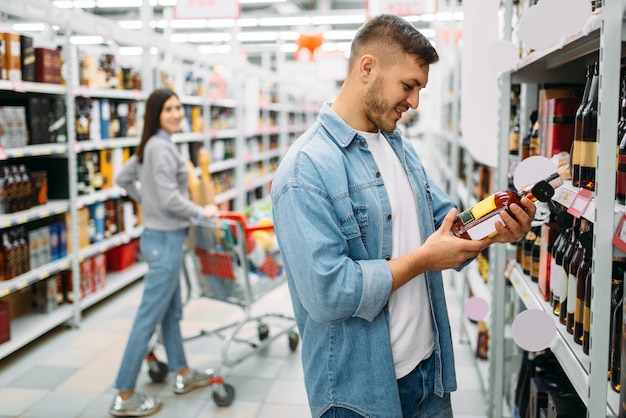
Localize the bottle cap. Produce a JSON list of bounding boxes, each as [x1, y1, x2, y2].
[[531, 180, 555, 202]]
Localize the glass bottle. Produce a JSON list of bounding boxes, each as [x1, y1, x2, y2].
[[451, 173, 563, 241], [579, 61, 600, 191], [617, 131, 626, 205], [574, 224, 593, 345], [566, 222, 586, 334], [521, 110, 537, 161], [549, 230, 565, 309], [509, 113, 520, 155], [559, 220, 579, 326], [571, 64, 592, 188], [551, 211, 574, 315], [609, 258, 626, 388], [583, 266, 593, 355], [531, 227, 542, 283], [522, 227, 536, 276]]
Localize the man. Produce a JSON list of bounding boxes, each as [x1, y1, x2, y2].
[[271, 14, 535, 418]]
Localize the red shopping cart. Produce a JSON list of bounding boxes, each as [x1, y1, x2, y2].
[[144, 211, 299, 407]]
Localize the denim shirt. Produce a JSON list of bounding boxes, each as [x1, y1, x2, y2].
[[271, 103, 458, 418]]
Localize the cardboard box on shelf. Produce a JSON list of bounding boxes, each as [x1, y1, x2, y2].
[[34, 48, 62, 84], [1, 32, 22, 80], [0, 300, 9, 344], [105, 239, 138, 272]]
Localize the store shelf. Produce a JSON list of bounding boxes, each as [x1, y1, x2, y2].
[[75, 187, 127, 209], [80, 261, 148, 310], [1, 200, 70, 228], [0, 80, 66, 95], [73, 86, 147, 101], [0, 144, 68, 159], [0, 304, 75, 361], [74, 138, 139, 152], [0, 257, 71, 297], [78, 228, 143, 262]]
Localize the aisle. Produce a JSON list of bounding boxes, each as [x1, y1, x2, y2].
[[0, 275, 487, 418]]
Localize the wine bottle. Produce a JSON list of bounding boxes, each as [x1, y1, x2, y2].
[[566, 222, 587, 334], [559, 220, 580, 326], [571, 64, 592, 188], [617, 70, 626, 204], [579, 61, 600, 191], [522, 227, 536, 276], [550, 211, 573, 315], [583, 266, 593, 355], [509, 114, 520, 155], [521, 111, 538, 161], [451, 173, 563, 241], [574, 224, 593, 345], [609, 258, 625, 387], [531, 227, 542, 283], [549, 229, 565, 309]]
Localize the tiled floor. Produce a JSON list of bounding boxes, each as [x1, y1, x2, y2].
[[0, 272, 488, 418]]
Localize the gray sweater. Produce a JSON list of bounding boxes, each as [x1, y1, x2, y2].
[[116, 130, 204, 231]]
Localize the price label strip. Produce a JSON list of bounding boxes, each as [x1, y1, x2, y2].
[[567, 188, 593, 218]]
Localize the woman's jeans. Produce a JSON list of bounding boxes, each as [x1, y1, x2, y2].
[[115, 228, 188, 391], [321, 354, 453, 418]]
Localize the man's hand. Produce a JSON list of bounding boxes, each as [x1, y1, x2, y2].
[[490, 196, 536, 244]]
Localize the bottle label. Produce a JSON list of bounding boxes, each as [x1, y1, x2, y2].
[[467, 213, 502, 240], [550, 259, 561, 296], [567, 273, 577, 314], [471, 195, 497, 221], [579, 141, 598, 167]]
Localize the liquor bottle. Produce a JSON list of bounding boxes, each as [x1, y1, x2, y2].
[[617, 70, 626, 204], [538, 218, 560, 302], [522, 227, 536, 276], [579, 61, 600, 191], [583, 266, 593, 355], [574, 223, 593, 345], [529, 118, 541, 157], [550, 211, 573, 314], [531, 227, 542, 283], [509, 114, 520, 155], [521, 111, 538, 161], [451, 173, 563, 241], [571, 64, 592, 188], [566, 222, 587, 334], [559, 220, 580, 326], [609, 258, 625, 389], [549, 229, 565, 309]]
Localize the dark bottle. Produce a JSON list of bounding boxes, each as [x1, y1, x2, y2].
[[531, 227, 542, 283], [566, 220, 588, 334], [617, 70, 626, 204], [583, 266, 593, 355], [579, 61, 600, 191], [509, 114, 520, 155], [571, 64, 593, 188], [515, 233, 525, 265], [559, 221, 580, 326], [522, 227, 536, 276], [521, 110, 538, 161], [549, 230, 565, 308], [452, 173, 563, 241], [574, 225, 593, 345], [609, 258, 626, 388], [551, 211, 574, 315]]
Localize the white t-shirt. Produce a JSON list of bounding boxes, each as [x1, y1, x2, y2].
[[359, 131, 434, 379]]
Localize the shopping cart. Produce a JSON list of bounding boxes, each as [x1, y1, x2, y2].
[[144, 211, 299, 407]]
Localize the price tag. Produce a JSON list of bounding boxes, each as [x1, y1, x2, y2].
[[503, 259, 516, 279], [19, 280, 28, 289], [41, 271, 49, 279], [2, 288, 8, 296], [11, 80, 26, 93], [613, 213, 626, 253], [567, 188, 593, 218], [0, 147, 7, 160]]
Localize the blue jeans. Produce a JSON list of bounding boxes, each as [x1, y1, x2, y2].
[[115, 228, 189, 391], [321, 354, 453, 418]]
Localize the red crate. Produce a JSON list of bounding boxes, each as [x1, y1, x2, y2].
[[106, 239, 139, 272]]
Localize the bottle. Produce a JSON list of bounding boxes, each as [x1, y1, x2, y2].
[[521, 111, 538, 161], [451, 173, 563, 241], [583, 266, 593, 355], [509, 114, 520, 155], [609, 258, 625, 388], [571, 64, 592, 188], [574, 224, 593, 345], [549, 230, 565, 309], [617, 70, 626, 204], [566, 224, 586, 334], [529, 118, 541, 157], [531, 227, 542, 283], [522, 227, 536, 276], [559, 220, 579, 326], [579, 61, 600, 191], [550, 211, 573, 315]]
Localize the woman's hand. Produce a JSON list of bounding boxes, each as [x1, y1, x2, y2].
[[204, 204, 219, 218]]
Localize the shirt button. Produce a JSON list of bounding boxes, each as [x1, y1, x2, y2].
[[375, 171, 381, 178], [360, 140, 366, 146], [384, 255, 391, 261], [387, 214, 392, 221]]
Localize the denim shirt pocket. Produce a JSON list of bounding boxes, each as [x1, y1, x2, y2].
[[338, 205, 369, 256]]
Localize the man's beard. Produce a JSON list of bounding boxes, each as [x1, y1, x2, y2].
[[363, 76, 396, 132]]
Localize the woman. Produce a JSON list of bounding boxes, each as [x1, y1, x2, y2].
[[110, 88, 217, 417]]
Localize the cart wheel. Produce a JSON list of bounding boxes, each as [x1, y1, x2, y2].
[[258, 322, 269, 341], [213, 383, 236, 407], [148, 360, 169, 383], [288, 331, 299, 352]]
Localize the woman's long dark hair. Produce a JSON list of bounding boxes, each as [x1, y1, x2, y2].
[[135, 88, 178, 163]]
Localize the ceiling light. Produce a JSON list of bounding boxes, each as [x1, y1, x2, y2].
[[96, 0, 142, 7], [207, 19, 237, 28], [237, 31, 279, 42], [237, 0, 286, 3], [323, 30, 357, 40], [119, 46, 143, 56], [280, 31, 300, 41], [151, 20, 169, 29], [170, 19, 208, 29], [237, 18, 259, 27], [119, 20, 143, 30], [12, 23, 46, 32], [311, 15, 366, 25], [280, 44, 298, 53], [188, 33, 232, 43], [198, 45, 232, 54], [52, 1, 73, 8], [170, 34, 189, 43], [70, 35, 104, 44], [151, 47, 159, 54], [159, 0, 177, 5], [74, 0, 96, 6], [258, 17, 311, 26]]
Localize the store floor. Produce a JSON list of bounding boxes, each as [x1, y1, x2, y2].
[[0, 275, 488, 418]]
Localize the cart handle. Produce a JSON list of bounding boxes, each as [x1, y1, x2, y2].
[[218, 211, 275, 233]]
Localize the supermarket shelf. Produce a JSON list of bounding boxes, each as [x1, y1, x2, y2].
[[78, 228, 143, 262], [0, 143, 68, 159], [72, 86, 147, 101], [0, 79, 66, 95], [80, 261, 148, 310], [508, 263, 618, 416], [75, 138, 139, 152], [0, 200, 70, 229], [0, 257, 71, 297], [76, 187, 127, 208], [0, 304, 75, 361]]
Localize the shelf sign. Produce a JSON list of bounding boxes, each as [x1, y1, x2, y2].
[[368, 0, 437, 17], [175, 0, 240, 19], [567, 188, 593, 218], [613, 213, 626, 253]]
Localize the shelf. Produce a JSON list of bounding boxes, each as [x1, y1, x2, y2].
[[80, 261, 148, 310], [0, 143, 68, 159], [72, 86, 147, 101], [76, 187, 127, 208], [0, 304, 75, 361], [0, 200, 70, 229], [75, 138, 139, 152], [78, 228, 143, 262], [0, 80, 66, 95], [0, 257, 72, 297], [508, 263, 618, 416]]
